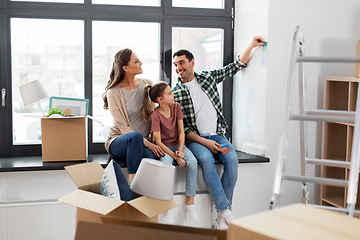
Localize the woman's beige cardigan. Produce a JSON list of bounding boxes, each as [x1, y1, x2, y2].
[[104, 78, 152, 152]]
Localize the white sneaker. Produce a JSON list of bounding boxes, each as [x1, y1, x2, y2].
[[184, 204, 199, 223]]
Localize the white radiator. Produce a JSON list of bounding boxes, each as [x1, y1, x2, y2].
[[0, 193, 214, 240], [158, 193, 216, 229], [0, 200, 76, 240]]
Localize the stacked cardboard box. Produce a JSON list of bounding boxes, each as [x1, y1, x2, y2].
[[227, 204, 360, 240]]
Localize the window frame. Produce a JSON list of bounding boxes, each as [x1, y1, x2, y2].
[[0, 0, 234, 157]]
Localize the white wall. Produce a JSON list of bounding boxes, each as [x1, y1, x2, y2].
[[232, 0, 360, 217]]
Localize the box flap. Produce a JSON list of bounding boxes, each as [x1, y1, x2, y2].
[[127, 196, 178, 218], [58, 189, 125, 215], [65, 162, 104, 191], [75, 220, 219, 240], [101, 217, 226, 240]]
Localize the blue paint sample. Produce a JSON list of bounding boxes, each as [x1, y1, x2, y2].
[[263, 41, 268, 46]]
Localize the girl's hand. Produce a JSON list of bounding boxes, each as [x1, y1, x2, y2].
[[148, 142, 165, 158], [175, 150, 185, 158], [175, 157, 187, 167]]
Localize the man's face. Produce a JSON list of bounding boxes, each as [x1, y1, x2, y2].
[[173, 55, 195, 83]]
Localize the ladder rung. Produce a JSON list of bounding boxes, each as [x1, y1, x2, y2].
[[296, 56, 360, 63], [282, 175, 348, 187], [306, 158, 351, 168], [289, 114, 354, 123], [305, 110, 355, 118], [307, 204, 360, 215]]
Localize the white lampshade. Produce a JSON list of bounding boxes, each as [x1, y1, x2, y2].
[[130, 158, 175, 201], [19, 80, 50, 107]]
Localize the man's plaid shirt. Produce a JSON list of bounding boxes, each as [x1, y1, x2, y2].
[[172, 57, 247, 136]]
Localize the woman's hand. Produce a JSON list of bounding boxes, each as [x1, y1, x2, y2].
[[202, 139, 223, 154], [175, 157, 187, 167], [147, 142, 165, 158], [175, 150, 185, 158]]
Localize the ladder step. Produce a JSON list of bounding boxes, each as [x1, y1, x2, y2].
[[305, 110, 355, 118], [289, 114, 354, 123], [282, 175, 348, 187], [306, 158, 351, 168], [296, 56, 360, 63]]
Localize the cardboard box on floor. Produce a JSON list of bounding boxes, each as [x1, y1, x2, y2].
[[227, 203, 360, 240], [355, 41, 360, 77], [74, 218, 226, 240], [58, 162, 178, 225], [41, 117, 87, 162]]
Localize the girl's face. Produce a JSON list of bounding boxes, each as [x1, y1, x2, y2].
[[159, 86, 174, 105], [123, 52, 143, 75]]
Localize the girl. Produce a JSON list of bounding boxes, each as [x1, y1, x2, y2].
[[143, 82, 199, 223], [102, 48, 164, 184]]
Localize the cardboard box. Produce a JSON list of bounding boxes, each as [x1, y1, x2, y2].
[[227, 204, 360, 240], [74, 218, 226, 240], [355, 41, 360, 77], [41, 117, 88, 162], [58, 162, 178, 225]]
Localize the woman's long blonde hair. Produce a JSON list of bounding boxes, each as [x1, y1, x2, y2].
[[142, 82, 169, 122], [102, 48, 133, 109]]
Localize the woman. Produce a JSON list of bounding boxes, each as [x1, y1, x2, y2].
[[103, 48, 164, 184]]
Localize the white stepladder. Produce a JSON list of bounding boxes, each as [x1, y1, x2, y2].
[[270, 26, 360, 216]]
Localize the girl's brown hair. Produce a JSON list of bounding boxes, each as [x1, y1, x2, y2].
[[142, 82, 169, 122], [102, 48, 133, 109]]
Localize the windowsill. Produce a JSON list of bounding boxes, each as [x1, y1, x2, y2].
[[0, 150, 269, 172]]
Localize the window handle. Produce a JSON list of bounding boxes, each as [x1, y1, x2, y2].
[[1, 88, 5, 106]]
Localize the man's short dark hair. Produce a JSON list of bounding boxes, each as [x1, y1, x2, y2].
[[173, 49, 194, 62]]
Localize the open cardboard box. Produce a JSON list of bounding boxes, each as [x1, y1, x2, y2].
[[227, 203, 360, 240], [58, 162, 178, 225], [41, 116, 88, 162], [74, 218, 226, 240]]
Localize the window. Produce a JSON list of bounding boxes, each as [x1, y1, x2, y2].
[[11, 18, 84, 145], [172, 0, 224, 9], [92, 0, 160, 7], [92, 21, 160, 142], [0, 0, 234, 157]]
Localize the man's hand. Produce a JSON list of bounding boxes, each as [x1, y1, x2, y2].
[[202, 138, 223, 154], [251, 36, 266, 48]]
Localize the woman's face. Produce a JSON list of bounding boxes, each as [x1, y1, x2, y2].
[[123, 52, 143, 75]]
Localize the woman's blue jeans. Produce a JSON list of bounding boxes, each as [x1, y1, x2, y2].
[[187, 135, 238, 212], [108, 132, 156, 174], [159, 145, 197, 197]]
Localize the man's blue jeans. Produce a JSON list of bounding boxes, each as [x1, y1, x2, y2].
[[109, 132, 156, 174], [187, 135, 238, 212], [159, 145, 197, 197]]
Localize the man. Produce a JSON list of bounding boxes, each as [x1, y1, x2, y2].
[[172, 36, 265, 229]]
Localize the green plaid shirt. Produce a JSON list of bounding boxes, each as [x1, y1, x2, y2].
[[172, 57, 247, 136]]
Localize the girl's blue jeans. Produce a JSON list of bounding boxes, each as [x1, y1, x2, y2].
[[159, 145, 197, 197], [187, 135, 238, 212], [109, 132, 156, 174]]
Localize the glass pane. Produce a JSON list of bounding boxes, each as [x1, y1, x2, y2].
[[92, 21, 160, 143], [11, 18, 84, 145], [92, 0, 160, 7], [11, 0, 83, 3], [172, 0, 224, 9], [171, 27, 224, 95]]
